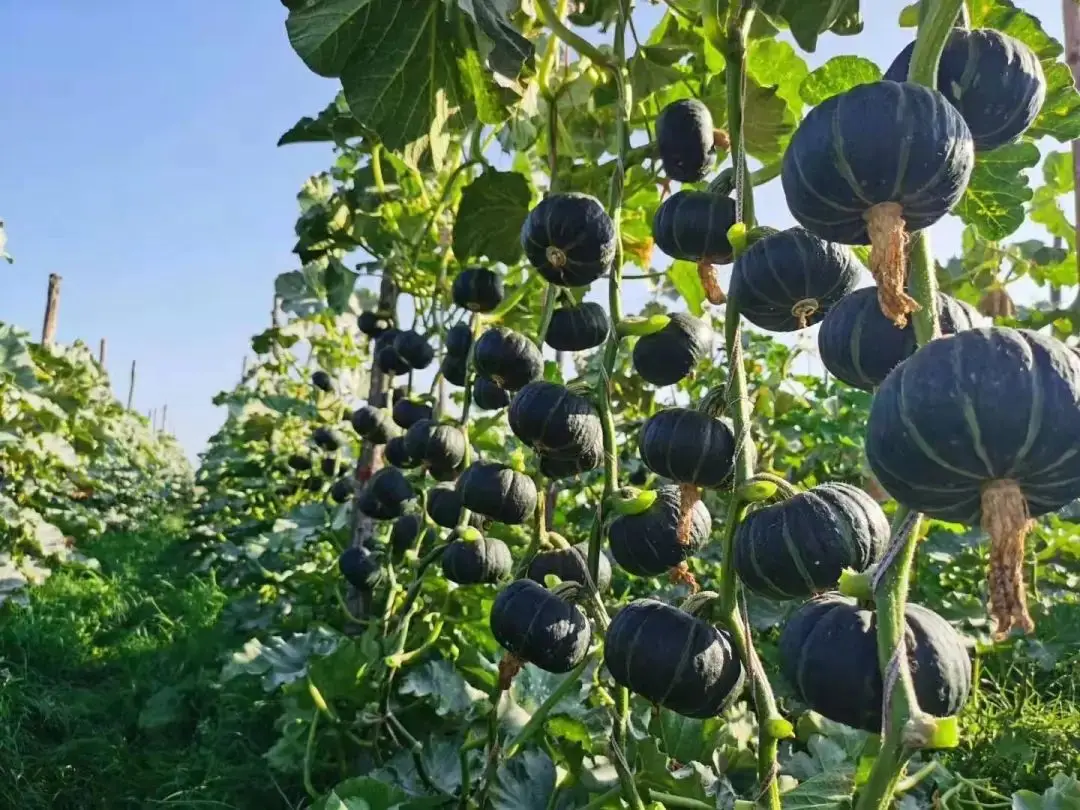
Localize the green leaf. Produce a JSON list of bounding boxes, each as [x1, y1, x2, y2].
[[221, 627, 342, 692], [651, 710, 723, 764], [780, 770, 855, 809], [1030, 62, 1080, 143], [278, 93, 368, 146], [452, 169, 532, 264], [493, 750, 555, 810], [799, 56, 881, 107], [954, 141, 1041, 240], [968, 0, 1061, 60], [757, 0, 863, 52], [399, 659, 488, 717], [747, 39, 809, 118], [465, 0, 535, 79], [668, 261, 706, 317], [1012, 774, 1080, 810], [743, 76, 798, 161], [325, 258, 359, 314], [310, 776, 408, 810]]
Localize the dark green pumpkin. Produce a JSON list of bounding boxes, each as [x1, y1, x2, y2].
[[473, 377, 510, 411], [357, 488, 400, 520], [287, 453, 313, 472], [452, 267, 505, 313], [321, 457, 344, 477], [312, 427, 343, 452], [390, 514, 431, 559], [818, 287, 983, 390], [427, 484, 482, 529], [782, 81, 974, 246], [358, 310, 392, 337], [638, 407, 735, 488], [473, 326, 544, 391], [351, 406, 397, 444], [509, 381, 603, 462], [604, 599, 745, 718], [457, 461, 538, 525], [404, 420, 467, 471], [607, 485, 710, 576], [733, 482, 889, 600], [632, 312, 712, 387], [442, 533, 513, 585], [490, 579, 592, 673], [338, 546, 380, 590], [521, 193, 616, 287], [545, 302, 610, 352], [393, 330, 435, 370], [312, 370, 333, 392], [884, 29, 1045, 152], [392, 398, 433, 429], [539, 444, 603, 479], [656, 98, 716, 183], [728, 227, 860, 331], [330, 477, 354, 504], [358, 467, 414, 520], [440, 354, 468, 387], [652, 191, 738, 264], [445, 323, 473, 358], [376, 343, 412, 376], [384, 436, 419, 469], [304, 475, 326, 492], [527, 542, 611, 593], [779, 595, 971, 732]]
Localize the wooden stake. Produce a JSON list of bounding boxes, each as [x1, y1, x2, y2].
[[1063, 0, 1080, 286], [161, 404, 168, 432], [41, 274, 62, 345], [241, 356, 249, 379], [98, 338, 107, 366], [127, 360, 137, 409]]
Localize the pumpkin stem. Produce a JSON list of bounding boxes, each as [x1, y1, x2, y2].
[[790, 298, 819, 329], [864, 202, 919, 327], [981, 479, 1036, 638], [668, 561, 699, 593], [676, 482, 701, 546], [697, 261, 726, 305], [497, 653, 525, 690], [658, 177, 672, 202], [545, 245, 567, 269], [713, 128, 731, 152]]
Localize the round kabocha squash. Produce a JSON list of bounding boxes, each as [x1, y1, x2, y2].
[[884, 29, 1045, 152], [304, 475, 326, 493], [426, 484, 481, 530], [384, 436, 419, 469], [358, 310, 392, 337], [357, 489, 401, 520], [445, 323, 473, 358], [732, 482, 889, 600], [440, 354, 468, 387], [312, 427, 343, 452], [321, 457, 345, 477], [351, 405, 397, 444], [312, 370, 333, 392], [456, 461, 538, 525], [527, 542, 612, 593], [393, 330, 435, 370], [491, 580, 592, 673], [376, 343, 412, 376], [781, 80, 974, 328], [656, 98, 719, 183], [357, 467, 414, 519], [638, 408, 736, 488], [473, 326, 544, 391], [779, 595, 971, 732], [338, 546, 380, 590], [545, 302, 610, 352], [392, 398, 433, 429], [287, 453, 314, 472], [404, 420, 467, 471], [607, 485, 710, 576], [605, 599, 745, 718], [441, 531, 513, 585], [728, 227, 860, 331], [521, 193, 616, 287], [632, 312, 712, 387], [330, 477, 354, 504], [390, 514, 430, 559], [818, 287, 983, 390], [472, 377, 511, 411], [452, 267, 505, 313], [866, 327, 1080, 636], [509, 381, 604, 462], [539, 443, 604, 479], [652, 191, 738, 264]]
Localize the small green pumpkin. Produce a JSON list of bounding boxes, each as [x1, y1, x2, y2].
[[472, 377, 510, 410], [607, 485, 709, 576], [384, 436, 419, 469], [357, 310, 393, 337], [312, 370, 333, 392], [311, 427, 343, 452], [351, 405, 397, 444], [490, 580, 592, 673], [338, 546, 380, 590], [393, 330, 435, 370], [539, 445, 603, 479], [330, 477, 354, 504], [457, 461, 538, 525], [442, 532, 513, 585], [779, 595, 971, 733], [440, 354, 468, 387], [866, 327, 1080, 636], [545, 302, 610, 352], [729, 227, 860, 331], [521, 193, 616, 287], [473, 326, 544, 391], [389, 514, 431, 559], [733, 482, 889, 599], [427, 483, 482, 529], [527, 542, 612, 593], [818, 287, 983, 390], [404, 420, 467, 471], [638, 408, 735, 488], [452, 266, 505, 312], [605, 598, 745, 718], [445, 323, 473, 358], [656, 98, 717, 183], [509, 381, 603, 462], [632, 312, 712, 387], [652, 191, 738, 264], [392, 398, 433, 429]]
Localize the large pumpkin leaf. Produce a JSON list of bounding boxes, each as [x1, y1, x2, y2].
[[1031, 151, 1076, 249], [462, 0, 535, 79], [954, 141, 1041, 241], [780, 770, 855, 810], [799, 55, 881, 107], [452, 169, 532, 264], [756, 0, 862, 53], [493, 750, 556, 810], [278, 93, 368, 146], [747, 38, 809, 117]]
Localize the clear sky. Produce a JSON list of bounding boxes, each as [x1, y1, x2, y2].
[[0, 1, 1071, 461]]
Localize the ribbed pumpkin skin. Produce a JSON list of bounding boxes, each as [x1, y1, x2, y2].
[[390, 514, 427, 558], [729, 228, 860, 331], [365, 467, 414, 507], [442, 535, 513, 585], [546, 302, 610, 351], [653, 191, 738, 263], [490, 580, 592, 673], [452, 267, 505, 313], [392, 399, 433, 429], [866, 328, 1080, 522], [312, 427, 342, 452], [539, 443, 603, 479], [377, 344, 412, 376], [405, 420, 467, 470], [440, 354, 468, 387], [393, 331, 435, 370], [339, 546, 379, 590], [509, 381, 604, 461], [330, 477, 354, 504], [638, 408, 736, 488], [782, 81, 974, 244], [457, 462, 539, 525], [384, 436, 419, 469], [351, 406, 397, 444], [733, 483, 889, 599], [445, 323, 473, 358], [884, 29, 1046, 152], [473, 377, 511, 410], [473, 327, 544, 391], [527, 542, 612, 593], [358, 489, 400, 520], [521, 193, 617, 287], [608, 485, 710, 576], [632, 313, 712, 386], [605, 599, 745, 718], [427, 484, 465, 529], [779, 595, 971, 732], [818, 288, 982, 390], [656, 99, 715, 183]]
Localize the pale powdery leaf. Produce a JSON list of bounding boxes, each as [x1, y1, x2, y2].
[[221, 627, 342, 692]]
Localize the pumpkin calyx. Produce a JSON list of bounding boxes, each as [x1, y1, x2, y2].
[[790, 297, 820, 329], [697, 260, 726, 305], [863, 202, 920, 328], [668, 560, 700, 593], [545, 245, 568, 269], [677, 482, 702, 546], [712, 128, 730, 151], [980, 478, 1036, 639]]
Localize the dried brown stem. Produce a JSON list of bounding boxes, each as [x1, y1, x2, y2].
[[981, 479, 1036, 638], [677, 482, 701, 546], [697, 261, 726, 305], [864, 202, 919, 327], [790, 297, 819, 329]]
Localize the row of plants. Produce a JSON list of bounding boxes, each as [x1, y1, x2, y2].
[[192, 0, 1080, 808]]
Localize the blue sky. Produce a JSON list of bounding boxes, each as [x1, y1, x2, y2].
[[0, 1, 1071, 460]]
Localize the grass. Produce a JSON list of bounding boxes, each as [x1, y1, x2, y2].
[[0, 521, 307, 810]]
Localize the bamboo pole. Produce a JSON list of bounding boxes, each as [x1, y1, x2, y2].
[[1063, 0, 1080, 287], [161, 404, 168, 432], [41, 274, 61, 345], [127, 360, 137, 409], [98, 338, 107, 366]]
